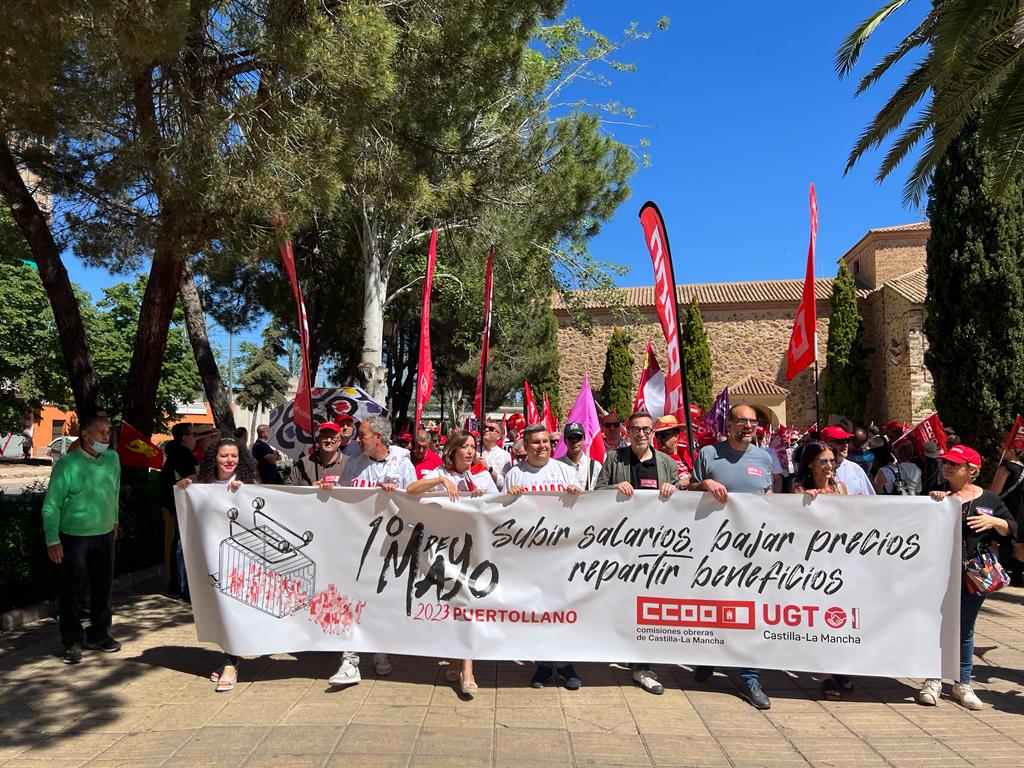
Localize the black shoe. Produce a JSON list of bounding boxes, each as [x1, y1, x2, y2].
[[530, 665, 553, 689], [739, 680, 771, 710], [694, 665, 714, 683], [63, 644, 82, 664], [559, 665, 582, 691], [83, 636, 121, 653]]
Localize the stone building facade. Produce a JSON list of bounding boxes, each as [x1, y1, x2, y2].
[[554, 223, 932, 429]]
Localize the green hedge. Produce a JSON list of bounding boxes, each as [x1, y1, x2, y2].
[[0, 472, 164, 613]]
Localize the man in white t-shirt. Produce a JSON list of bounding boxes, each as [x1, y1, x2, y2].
[[505, 424, 583, 691], [821, 425, 875, 496], [340, 415, 416, 489], [506, 425, 582, 494], [480, 419, 512, 491], [557, 421, 601, 490], [329, 415, 414, 688]]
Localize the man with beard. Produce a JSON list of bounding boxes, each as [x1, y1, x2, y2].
[[689, 404, 774, 709]]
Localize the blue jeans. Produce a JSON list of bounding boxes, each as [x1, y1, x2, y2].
[[960, 586, 986, 684], [170, 523, 189, 599]]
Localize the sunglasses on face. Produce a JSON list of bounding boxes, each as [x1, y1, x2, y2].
[[565, 434, 583, 442], [939, 458, 964, 466], [484, 426, 499, 432], [602, 422, 620, 429], [817, 458, 836, 466], [514, 453, 527, 460]]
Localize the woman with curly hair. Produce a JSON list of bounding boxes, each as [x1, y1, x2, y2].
[[176, 437, 258, 691]]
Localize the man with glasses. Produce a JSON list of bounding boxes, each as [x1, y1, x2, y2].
[[821, 425, 875, 496], [596, 410, 681, 694], [558, 421, 601, 490], [288, 421, 349, 487], [480, 419, 512, 490], [600, 410, 629, 454], [690, 403, 774, 709]]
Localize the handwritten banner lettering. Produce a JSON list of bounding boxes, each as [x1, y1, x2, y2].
[[177, 487, 961, 678]]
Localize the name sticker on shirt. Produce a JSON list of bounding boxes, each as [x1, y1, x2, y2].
[[746, 467, 764, 477], [639, 477, 659, 489]]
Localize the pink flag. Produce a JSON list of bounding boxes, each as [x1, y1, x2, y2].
[[553, 374, 602, 462], [414, 229, 437, 430]]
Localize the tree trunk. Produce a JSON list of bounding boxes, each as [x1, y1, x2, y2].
[[357, 211, 390, 402], [122, 236, 186, 435], [178, 263, 236, 433], [0, 137, 101, 417]]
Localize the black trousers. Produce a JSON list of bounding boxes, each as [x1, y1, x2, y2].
[[59, 531, 115, 647]]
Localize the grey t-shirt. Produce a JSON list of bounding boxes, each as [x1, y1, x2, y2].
[[693, 442, 773, 493]]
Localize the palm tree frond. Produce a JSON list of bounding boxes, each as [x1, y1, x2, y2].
[[836, 0, 915, 78]]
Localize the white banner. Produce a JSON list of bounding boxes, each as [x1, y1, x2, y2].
[[177, 486, 962, 678]]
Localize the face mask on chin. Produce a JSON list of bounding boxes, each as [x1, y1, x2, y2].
[[91, 441, 110, 454]]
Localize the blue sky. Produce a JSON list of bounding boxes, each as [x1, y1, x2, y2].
[[63, 0, 925, 340]]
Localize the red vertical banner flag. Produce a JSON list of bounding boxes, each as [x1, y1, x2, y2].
[[541, 394, 556, 433], [787, 184, 819, 380], [893, 412, 947, 456], [638, 203, 685, 418], [473, 249, 494, 422], [414, 229, 438, 430], [279, 239, 314, 434], [523, 381, 541, 424], [1005, 414, 1024, 453]]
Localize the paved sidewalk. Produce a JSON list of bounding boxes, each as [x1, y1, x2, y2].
[[1, 586, 1023, 768]]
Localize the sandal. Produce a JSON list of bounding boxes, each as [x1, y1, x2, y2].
[[209, 666, 222, 682], [216, 664, 238, 692], [459, 672, 478, 696]]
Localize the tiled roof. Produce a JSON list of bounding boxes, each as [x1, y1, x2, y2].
[[885, 266, 927, 303], [556, 278, 842, 311], [729, 375, 790, 397], [867, 222, 930, 234]]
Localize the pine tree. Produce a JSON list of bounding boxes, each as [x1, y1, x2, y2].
[[682, 297, 713, 412], [235, 325, 291, 432], [600, 328, 634, 419], [925, 121, 1024, 461], [822, 261, 870, 424]]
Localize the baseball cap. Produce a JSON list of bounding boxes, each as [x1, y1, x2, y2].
[[335, 413, 354, 424], [820, 425, 854, 442], [922, 439, 942, 459], [563, 421, 585, 438], [937, 444, 981, 465], [400, 432, 412, 442], [316, 421, 341, 434], [653, 414, 680, 433]]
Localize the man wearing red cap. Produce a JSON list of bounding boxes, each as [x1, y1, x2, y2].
[[821, 425, 875, 496], [335, 414, 361, 458], [287, 421, 349, 487]]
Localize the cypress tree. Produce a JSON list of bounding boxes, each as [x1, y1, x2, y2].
[[925, 121, 1024, 460], [822, 261, 870, 424], [682, 297, 713, 412], [600, 327, 634, 419]]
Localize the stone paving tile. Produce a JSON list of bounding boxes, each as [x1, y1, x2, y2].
[[4, 584, 1024, 767]]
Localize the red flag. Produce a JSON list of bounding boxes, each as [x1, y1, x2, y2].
[[523, 381, 541, 424], [633, 339, 653, 413], [787, 184, 818, 380], [279, 239, 314, 434], [893, 413, 947, 457], [414, 229, 438, 430], [116, 421, 163, 469], [473, 249, 495, 421], [542, 394, 556, 433], [639, 202, 685, 417], [1005, 414, 1024, 453]]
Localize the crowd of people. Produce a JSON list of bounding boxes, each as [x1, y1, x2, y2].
[[39, 404, 1023, 711]]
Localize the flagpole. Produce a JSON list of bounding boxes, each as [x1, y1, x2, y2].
[[813, 332, 820, 433], [661, 238, 695, 453]]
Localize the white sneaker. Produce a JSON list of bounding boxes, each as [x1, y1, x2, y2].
[[917, 678, 942, 706], [374, 653, 392, 676], [951, 682, 983, 710], [632, 669, 664, 695], [328, 653, 361, 686]]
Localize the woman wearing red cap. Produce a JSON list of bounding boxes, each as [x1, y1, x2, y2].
[[407, 430, 496, 698], [920, 444, 1017, 710]]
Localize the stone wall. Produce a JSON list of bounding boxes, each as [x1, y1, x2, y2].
[[555, 301, 832, 429], [843, 232, 929, 291]]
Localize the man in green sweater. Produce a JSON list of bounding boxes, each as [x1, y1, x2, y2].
[[42, 413, 122, 664]]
